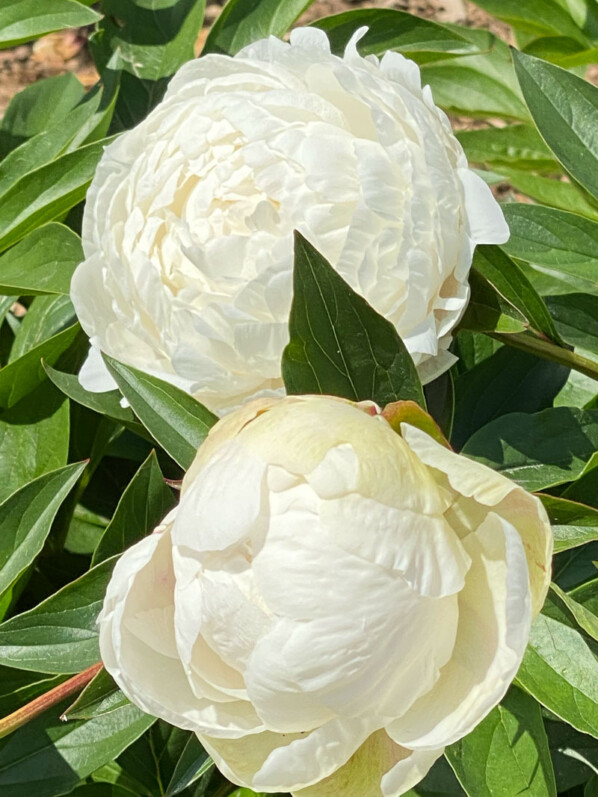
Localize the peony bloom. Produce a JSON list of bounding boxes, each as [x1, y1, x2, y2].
[[99, 395, 551, 796], [72, 27, 508, 412]]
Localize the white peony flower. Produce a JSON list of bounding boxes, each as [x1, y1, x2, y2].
[[99, 395, 552, 797], [72, 27, 508, 413]]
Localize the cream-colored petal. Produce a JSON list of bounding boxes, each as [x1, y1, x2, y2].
[[201, 717, 372, 792], [293, 732, 442, 797], [387, 512, 532, 749], [401, 422, 552, 614]]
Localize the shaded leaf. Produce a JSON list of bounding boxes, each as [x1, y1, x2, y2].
[[93, 451, 175, 565], [64, 668, 129, 721], [282, 232, 425, 408], [540, 494, 598, 553], [462, 407, 598, 491], [0, 462, 85, 598]]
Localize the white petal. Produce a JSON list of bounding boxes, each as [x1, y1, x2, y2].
[[78, 345, 118, 393], [387, 512, 532, 749], [459, 167, 510, 244], [380, 746, 444, 797]]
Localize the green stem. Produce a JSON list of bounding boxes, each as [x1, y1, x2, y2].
[[0, 662, 103, 739], [493, 332, 598, 382]]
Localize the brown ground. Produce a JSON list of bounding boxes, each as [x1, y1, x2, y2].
[[0, 1, 514, 120]]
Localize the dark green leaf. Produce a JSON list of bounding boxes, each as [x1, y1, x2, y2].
[[0, 556, 117, 673], [0, 381, 69, 503], [0, 666, 64, 718], [446, 687, 557, 796], [473, 245, 561, 342], [165, 735, 211, 797], [0, 462, 85, 597], [0, 700, 154, 797], [546, 294, 598, 354], [0, 73, 85, 158], [540, 495, 598, 552], [0, 135, 118, 254], [203, 0, 313, 55], [516, 613, 598, 737], [312, 9, 477, 63], [64, 668, 129, 721], [546, 719, 598, 793], [456, 124, 558, 172], [0, 223, 83, 296], [91, 0, 205, 130], [0, 0, 101, 49], [282, 232, 425, 408], [93, 451, 175, 565], [459, 268, 528, 335], [462, 407, 598, 490], [553, 541, 598, 591], [502, 204, 598, 295], [104, 355, 218, 469], [452, 347, 568, 449], [513, 49, 598, 201], [0, 323, 82, 409]]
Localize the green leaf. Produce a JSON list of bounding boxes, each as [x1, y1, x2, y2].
[[459, 268, 528, 335], [550, 582, 598, 643], [0, 381, 69, 503], [0, 462, 85, 598], [540, 495, 598, 552], [164, 735, 212, 796], [523, 36, 598, 69], [473, 245, 562, 343], [502, 204, 598, 295], [44, 362, 138, 425], [546, 294, 598, 355], [0, 556, 117, 673], [0, 73, 85, 158], [546, 719, 598, 793], [0, 0, 101, 49], [0, 666, 64, 718], [446, 686, 557, 796], [451, 347, 568, 449], [493, 167, 598, 222], [420, 28, 529, 120], [513, 49, 598, 201], [462, 407, 598, 490], [516, 613, 598, 737], [104, 356, 218, 470], [64, 668, 129, 721], [470, 0, 588, 43], [203, 0, 313, 55], [0, 224, 83, 296], [0, 323, 82, 409], [456, 124, 558, 172], [311, 9, 477, 63], [93, 451, 175, 565], [9, 295, 75, 362], [282, 232, 425, 408], [0, 700, 154, 797], [0, 135, 118, 254], [91, 0, 205, 130]]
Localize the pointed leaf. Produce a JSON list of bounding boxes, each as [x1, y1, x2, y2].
[[282, 232, 425, 408], [0, 0, 101, 49], [103, 356, 218, 469]]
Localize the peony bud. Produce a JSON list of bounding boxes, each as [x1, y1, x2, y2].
[[72, 27, 508, 413], [99, 395, 551, 796]]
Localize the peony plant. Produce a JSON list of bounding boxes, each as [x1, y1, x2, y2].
[[0, 1, 597, 796]]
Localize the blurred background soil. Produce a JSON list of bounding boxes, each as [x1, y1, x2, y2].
[[0, 0, 514, 119]]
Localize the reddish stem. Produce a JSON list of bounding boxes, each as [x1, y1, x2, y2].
[[0, 662, 103, 739]]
